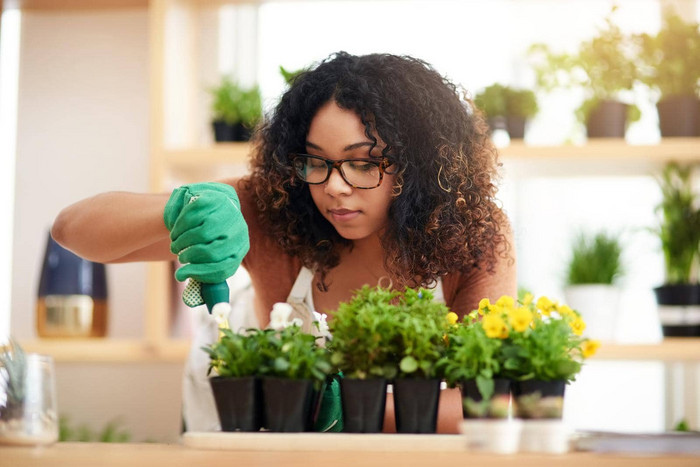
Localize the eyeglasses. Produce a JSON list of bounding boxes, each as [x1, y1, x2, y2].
[[291, 153, 391, 189]]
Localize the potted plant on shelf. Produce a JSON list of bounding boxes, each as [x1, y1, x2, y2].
[[390, 287, 451, 434], [528, 8, 641, 138], [652, 163, 700, 337], [474, 84, 539, 139], [563, 231, 625, 342], [208, 76, 262, 142], [328, 286, 401, 433], [635, 11, 700, 137]]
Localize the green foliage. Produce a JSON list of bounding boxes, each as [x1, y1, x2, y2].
[[474, 84, 538, 118], [328, 286, 450, 380], [528, 7, 640, 124], [501, 312, 584, 383], [203, 326, 331, 386], [438, 317, 503, 400], [674, 418, 690, 432], [208, 76, 262, 128], [59, 416, 131, 443], [565, 231, 624, 285], [655, 163, 700, 284], [328, 286, 402, 379], [635, 11, 700, 98]]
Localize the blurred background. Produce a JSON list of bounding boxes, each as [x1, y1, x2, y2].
[[1, 0, 699, 442]]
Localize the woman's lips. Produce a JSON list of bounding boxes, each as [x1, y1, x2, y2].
[[329, 208, 360, 222]]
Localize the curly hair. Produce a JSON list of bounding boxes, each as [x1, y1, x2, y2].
[[244, 51, 511, 290]]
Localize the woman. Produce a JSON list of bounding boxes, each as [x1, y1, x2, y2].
[[52, 51, 516, 433]]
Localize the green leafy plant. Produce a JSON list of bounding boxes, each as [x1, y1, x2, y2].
[[528, 7, 640, 125], [328, 286, 402, 379], [469, 295, 598, 383], [279, 65, 307, 85], [203, 325, 331, 387], [635, 11, 700, 99], [393, 288, 451, 379], [474, 84, 538, 119], [208, 76, 262, 128], [565, 231, 624, 285], [654, 163, 700, 284], [58, 416, 131, 443], [0, 338, 27, 421]]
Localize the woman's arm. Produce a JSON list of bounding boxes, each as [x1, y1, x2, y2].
[[51, 191, 174, 263]]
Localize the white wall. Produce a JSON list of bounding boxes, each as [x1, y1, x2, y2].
[[12, 9, 184, 442]]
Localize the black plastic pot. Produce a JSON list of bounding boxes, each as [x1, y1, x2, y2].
[[586, 100, 627, 138], [262, 377, 317, 432], [209, 376, 262, 432], [392, 378, 441, 433], [233, 123, 252, 141], [506, 116, 526, 139], [512, 379, 566, 419], [340, 378, 387, 433], [657, 96, 700, 137], [653, 284, 700, 337], [212, 120, 237, 142], [460, 378, 511, 419]]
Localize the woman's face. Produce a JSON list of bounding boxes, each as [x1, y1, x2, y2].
[[304, 100, 395, 242]]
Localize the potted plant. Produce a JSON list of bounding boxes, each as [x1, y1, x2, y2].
[[390, 287, 451, 434], [208, 76, 262, 142], [635, 11, 700, 137], [279, 65, 307, 86], [474, 84, 538, 139], [477, 294, 599, 453], [652, 163, 700, 337], [528, 8, 641, 138], [328, 286, 401, 433], [203, 303, 332, 432], [563, 231, 624, 342]]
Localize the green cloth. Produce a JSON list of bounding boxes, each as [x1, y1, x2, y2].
[[164, 182, 250, 284], [315, 374, 344, 432]]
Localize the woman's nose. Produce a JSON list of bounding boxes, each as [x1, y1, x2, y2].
[[324, 167, 352, 196]]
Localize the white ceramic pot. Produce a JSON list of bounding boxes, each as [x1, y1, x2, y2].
[[563, 284, 621, 342], [519, 420, 570, 454], [459, 419, 522, 454]]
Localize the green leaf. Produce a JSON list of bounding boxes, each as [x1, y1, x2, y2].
[[399, 356, 419, 374]]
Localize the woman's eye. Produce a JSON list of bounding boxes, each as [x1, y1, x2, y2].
[[347, 161, 375, 172]]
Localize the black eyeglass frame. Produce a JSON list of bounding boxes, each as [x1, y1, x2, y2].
[[290, 153, 393, 189]]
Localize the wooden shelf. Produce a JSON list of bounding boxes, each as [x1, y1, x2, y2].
[[500, 138, 700, 162], [22, 338, 191, 363], [164, 143, 252, 169]]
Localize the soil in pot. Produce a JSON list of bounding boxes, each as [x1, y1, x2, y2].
[[657, 95, 700, 137], [262, 377, 317, 432], [653, 284, 700, 337], [209, 376, 263, 432], [512, 380, 566, 419], [392, 378, 441, 433], [586, 100, 627, 138], [461, 378, 511, 419], [340, 378, 387, 433]]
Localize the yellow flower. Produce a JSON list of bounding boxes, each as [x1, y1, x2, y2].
[[478, 298, 490, 315], [482, 314, 507, 339], [570, 316, 586, 336], [446, 312, 459, 325], [509, 306, 533, 332], [521, 292, 534, 306], [582, 339, 600, 358], [496, 295, 515, 310], [557, 304, 575, 318], [536, 296, 555, 316]]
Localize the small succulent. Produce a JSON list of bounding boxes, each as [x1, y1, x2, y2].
[[0, 338, 27, 421]]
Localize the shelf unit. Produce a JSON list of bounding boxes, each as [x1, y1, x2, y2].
[[12, 0, 700, 365]]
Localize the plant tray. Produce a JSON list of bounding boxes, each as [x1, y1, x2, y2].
[[182, 432, 465, 452]]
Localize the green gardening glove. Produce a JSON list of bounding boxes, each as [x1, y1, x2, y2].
[[164, 182, 250, 284]]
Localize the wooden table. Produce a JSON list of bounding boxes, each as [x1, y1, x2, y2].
[[2, 441, 699, 467]]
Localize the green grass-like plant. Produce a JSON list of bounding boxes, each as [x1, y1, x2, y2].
[[565, 231, 624, 285]]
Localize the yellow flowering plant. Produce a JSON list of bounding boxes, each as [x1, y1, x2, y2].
[[472, 294, 600, 383]]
